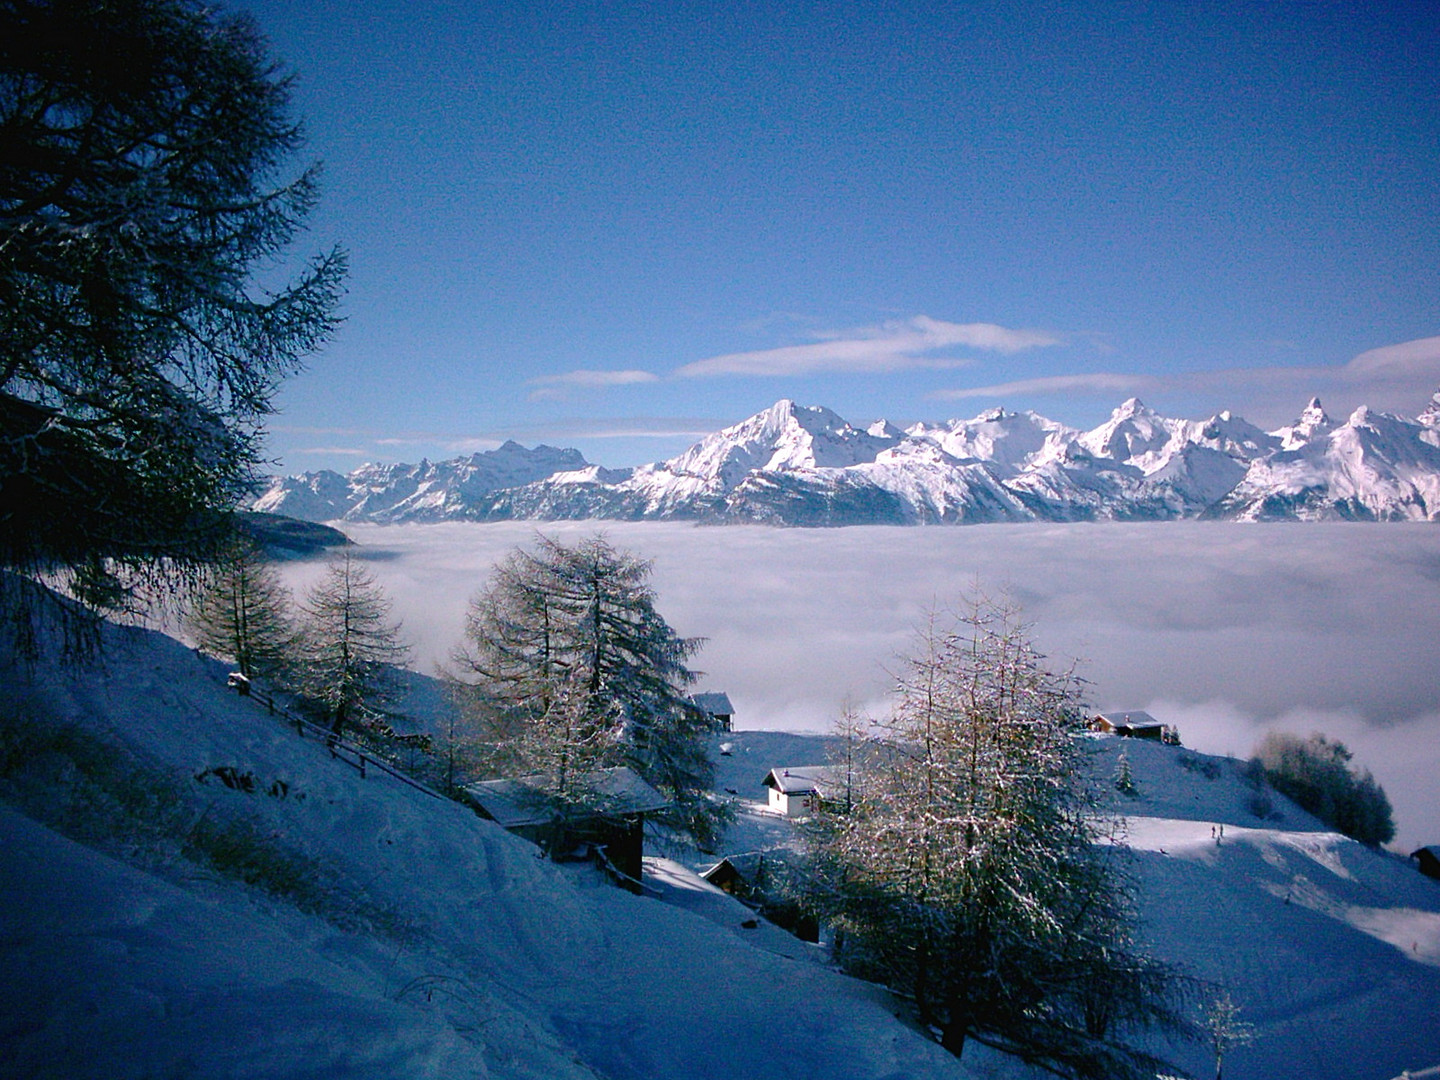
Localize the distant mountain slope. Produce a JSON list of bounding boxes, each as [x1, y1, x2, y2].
[[256, 391, 1440, 526], [234, 510, 350, 557], [254, 440, 595, 523]]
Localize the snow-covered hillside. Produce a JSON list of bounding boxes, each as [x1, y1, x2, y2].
[[4, 611, 1438, 1078], [256, 391, 1440, 526], [0, 611, 968, 1080], [703, 730, 1440, 1080]]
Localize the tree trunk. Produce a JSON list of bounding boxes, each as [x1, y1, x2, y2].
[[941, 1018, 967, 1058], [941, 985, 971, 1059]]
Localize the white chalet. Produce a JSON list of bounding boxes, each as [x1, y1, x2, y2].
[[762, 766, 840, 818]]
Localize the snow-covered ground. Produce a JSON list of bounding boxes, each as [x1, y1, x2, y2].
[[4, 612, 1439, 1078], [0, 614, 967, 1080]]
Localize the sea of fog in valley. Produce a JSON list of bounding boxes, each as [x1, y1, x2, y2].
[[274, 521, 1440, 853]]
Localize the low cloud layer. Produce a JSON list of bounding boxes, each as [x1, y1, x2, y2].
[[277, 521, 1440, 852]]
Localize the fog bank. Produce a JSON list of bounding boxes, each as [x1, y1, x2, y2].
[[276, 521, 1440, 852]]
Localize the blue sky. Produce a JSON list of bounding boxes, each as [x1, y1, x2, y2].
[[240, 0, 1440, 473]]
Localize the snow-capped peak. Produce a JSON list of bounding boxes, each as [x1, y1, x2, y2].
[[661, 400, 898, 486], [1417, 388, 1440, 428], [1273, 396, 1334, 450], [920, 407, 1076, 468], [1077, 397, 1178, 463], [1113, 397, 1153, 420], [255, 392, 1440, 527]]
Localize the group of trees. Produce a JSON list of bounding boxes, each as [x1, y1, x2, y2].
[[188, 542, 407, 743], [803, 601, 1194, 1079], [1252, 731, 1395, 845], [191, 531, 728, 848]]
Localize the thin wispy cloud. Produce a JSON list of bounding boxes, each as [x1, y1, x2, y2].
[[528, 369, 660, 402], [936, 334, 1440, 423], [568, 425, 719, 440], [290, 446, 373, 457], [531, 369, 660, 389], [932, 372, 1152, 400], [674, 316, 1063, 378]]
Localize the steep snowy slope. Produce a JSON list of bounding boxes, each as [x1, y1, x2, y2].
[[0, 610, 969, 1080], [1090, 737, 1440, 1079]]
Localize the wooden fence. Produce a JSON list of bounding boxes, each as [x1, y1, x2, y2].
[[229, 676, 445, 802]]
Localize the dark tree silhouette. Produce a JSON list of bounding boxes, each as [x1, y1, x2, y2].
[[0, 0, 344, 613]]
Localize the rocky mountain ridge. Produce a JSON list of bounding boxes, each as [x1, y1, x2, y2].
[[254, 392, 1440, 526]]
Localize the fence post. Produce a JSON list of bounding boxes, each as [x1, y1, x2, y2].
[[359, 755, 366, 779]]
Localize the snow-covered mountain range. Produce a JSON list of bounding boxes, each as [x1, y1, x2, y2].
[[256, 391, 1440, 526]]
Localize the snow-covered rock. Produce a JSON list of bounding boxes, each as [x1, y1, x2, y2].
[[1216, 405, 1440, 521], [1273, 396, 1335, 450]]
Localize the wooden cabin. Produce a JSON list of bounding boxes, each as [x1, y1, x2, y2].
[[691, 691, 736, 732], [702, 850, 818, 942], [1090, 710, 1179, 744], [465, 766, 668, 890]]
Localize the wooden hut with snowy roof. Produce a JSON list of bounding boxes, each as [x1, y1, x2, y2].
[[691, 691, 735, 731], [702, 850, 818, 942], [1090, 710, 1178, 743], [464, 766, 667, 889]]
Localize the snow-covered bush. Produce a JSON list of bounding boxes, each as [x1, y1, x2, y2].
[[1252, 732, 1395, 845]]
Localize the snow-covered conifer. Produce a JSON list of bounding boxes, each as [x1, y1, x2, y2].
[[1114, 749, 1139, 796], [805, 598, 1192, 1077], [185, 540, 295, 679], [453, 534, 725, 846], [298, 551, 408, 740]]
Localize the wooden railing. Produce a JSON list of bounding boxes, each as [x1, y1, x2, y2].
[[228, 676, 445, 802]]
